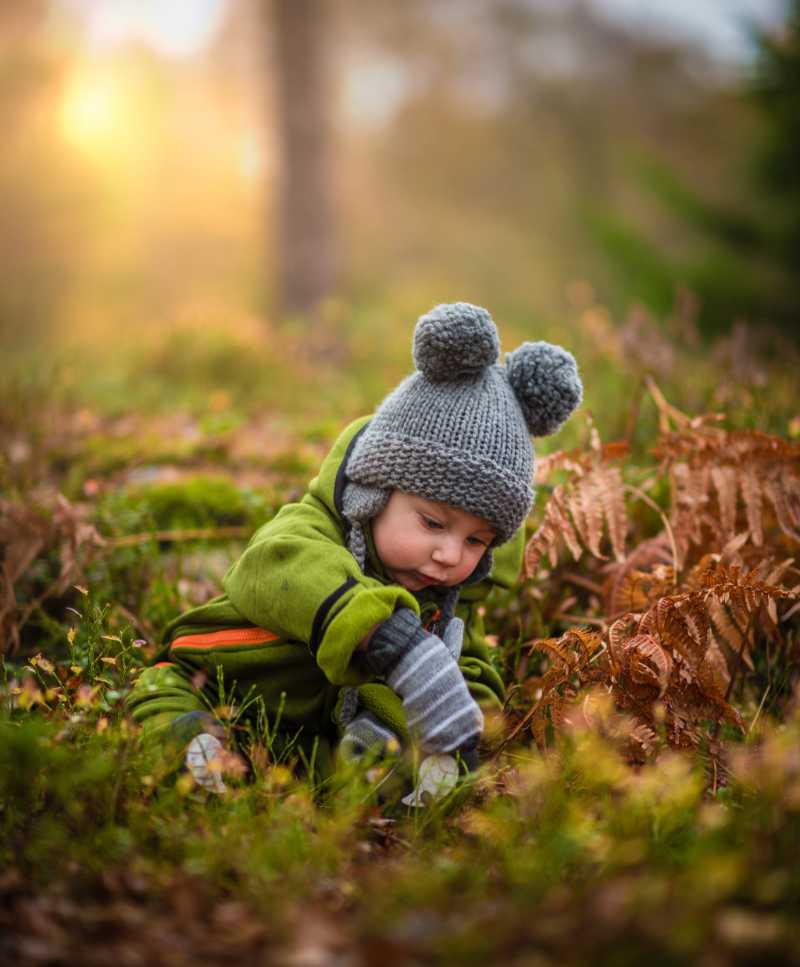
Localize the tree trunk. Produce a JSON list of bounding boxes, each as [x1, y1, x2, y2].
[[271, 0, 338, 321]]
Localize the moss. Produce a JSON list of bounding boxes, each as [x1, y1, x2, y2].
[[102, 476, 276, 533]]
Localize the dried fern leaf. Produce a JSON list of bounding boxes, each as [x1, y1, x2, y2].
[[570, 474, 606, 559], [597, 465, 627, 561], [530, 637, 572, 667], [524, 506, 560, 576], [740, 465, 764, 546], [763, 557, 794, 586], [764, 476, 800, 543], [708, 599, 754, 671], [553, 487, 583, 562], [618, 633, 672, 696], [711, 464, 738, 540], [696, 635, 731, 697]]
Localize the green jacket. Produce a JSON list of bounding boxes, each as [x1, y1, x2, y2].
[[128, 417, 523, 751]]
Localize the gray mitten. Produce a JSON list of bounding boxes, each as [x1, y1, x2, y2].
[[366, 609, 483, 754], [339, 711, 401, 763], [442, 616, 464, 662]]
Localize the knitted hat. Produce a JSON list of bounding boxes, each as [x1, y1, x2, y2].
[[344, 302, 582, 547]]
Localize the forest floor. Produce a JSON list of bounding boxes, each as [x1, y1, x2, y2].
[[2, 315, 799, 965]]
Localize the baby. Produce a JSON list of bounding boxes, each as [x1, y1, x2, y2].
[[127, 303, 582, 789]]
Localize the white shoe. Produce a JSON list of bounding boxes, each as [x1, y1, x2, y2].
[[185, 733, 228, 794]]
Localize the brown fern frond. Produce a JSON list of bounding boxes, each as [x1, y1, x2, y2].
[[740, 465, 763, 546], [567, 478, 601, 558], [552, 488, 582, 563], [526, 430, 629, 575], [609, 566, 674, 615], [534, 448, 591, 483], [529, 636, 573, 667], [597, 466, 627, 561], [655, 424, 800, 564], [524, 498, 566, 576], [611, 632, 673, 697], [708, 599, 754, 671], [697, 637, 731, 696], [712, 464, 738, 541], [764, 474, 800, 544], [628, 722, 659, 760], [506, 629, 604, 751], [602, 534, 673, 614], [761, 557, 794, 586]]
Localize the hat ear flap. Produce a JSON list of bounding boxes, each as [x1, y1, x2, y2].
[[505, 341, 582, 437]]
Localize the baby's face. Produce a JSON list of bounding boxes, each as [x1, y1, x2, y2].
[[371, 491, 495, 593]]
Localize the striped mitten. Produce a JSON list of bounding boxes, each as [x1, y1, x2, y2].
[[339, 711, 401, 764], [366, 608, 483, 755]]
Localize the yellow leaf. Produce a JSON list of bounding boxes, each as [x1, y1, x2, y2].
[[74, 585, 89, 596], [67, 627, 76, 645]]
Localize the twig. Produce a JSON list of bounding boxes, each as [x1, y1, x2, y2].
[[562, 572, 605, 595], [588, 644, 608, 665], [622, 484, 680, 585], [107, 526, 251, 548], [747, 683, 771, 739], [493, 693, 549, 757], [623, 374, 646, 444], [643, 374, 691, 432]]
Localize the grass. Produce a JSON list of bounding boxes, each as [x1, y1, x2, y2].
[[1, 303, 799, 963]]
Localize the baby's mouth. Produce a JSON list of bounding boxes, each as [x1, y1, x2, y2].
[[413, 571, 441, 587]]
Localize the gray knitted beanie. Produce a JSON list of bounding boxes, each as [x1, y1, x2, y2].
[[343, 302, 582, 548]]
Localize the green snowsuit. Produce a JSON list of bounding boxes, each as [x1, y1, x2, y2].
[[127, 417, 523, 776]]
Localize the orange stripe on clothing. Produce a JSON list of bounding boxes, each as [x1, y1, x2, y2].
[[171, 627, 280, 650]]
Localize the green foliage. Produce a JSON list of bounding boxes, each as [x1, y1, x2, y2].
[[583, 204, 677, 318], [1, 281, 798, 963], [103, 476, 274, 533], [586, 10, 800, 343], [750, 0, 800, 269]]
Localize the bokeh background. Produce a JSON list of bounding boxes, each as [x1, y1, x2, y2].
[[2, 13, 800, 955], [2, 0, 798, 469]]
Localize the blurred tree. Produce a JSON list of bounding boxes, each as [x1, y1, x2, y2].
[[0, 1, 77, 348], [331, 0, 764, 329], [750, 0, 800, 280], [582, 4, 800, 341], [270, 0, 339, 321]]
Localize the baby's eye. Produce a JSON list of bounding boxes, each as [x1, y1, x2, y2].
[[466, 536, 488, 548], [421, 515, 444, 530]]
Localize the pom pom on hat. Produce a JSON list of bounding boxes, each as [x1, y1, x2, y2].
[[505, 341, 583, 437], [413, 302, 500, 382]]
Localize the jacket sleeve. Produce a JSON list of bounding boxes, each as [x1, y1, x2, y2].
[[222, 492, 419, 687], [455, 524, 525, 708]]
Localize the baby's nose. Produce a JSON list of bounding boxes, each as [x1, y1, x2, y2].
[[432, 536, 461, 567]]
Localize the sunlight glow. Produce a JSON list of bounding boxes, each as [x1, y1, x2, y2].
[[238, 132, 265, 181], [85, 0, 228, 58], [60, 71, 125, 151]]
